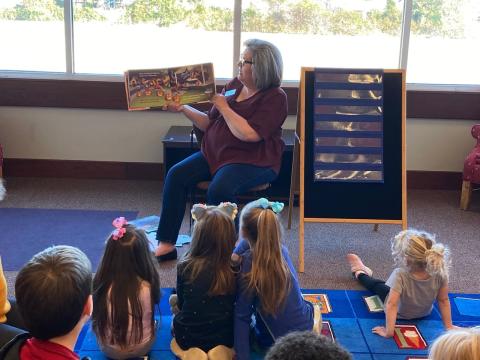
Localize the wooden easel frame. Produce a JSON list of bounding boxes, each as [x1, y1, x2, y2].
[[288, 68, 407, 273]]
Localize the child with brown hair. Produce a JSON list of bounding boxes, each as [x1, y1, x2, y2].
[[92, 218, 161, 359], [234, 198, 314, 360], [170, 202, 238, 360], [347, 228, 457, 338]]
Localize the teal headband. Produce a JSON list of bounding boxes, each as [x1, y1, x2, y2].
[[250, 197, 284, 214]]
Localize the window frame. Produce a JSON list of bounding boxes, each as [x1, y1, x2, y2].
[[0, 0, 479, 119]]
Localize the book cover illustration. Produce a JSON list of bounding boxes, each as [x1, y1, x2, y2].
[[363, 295, 384, 312], [303, 293, 332, 314], [321, 320, 335, 342], [393, 325, 427, 350], [125, 63, 215, 111]]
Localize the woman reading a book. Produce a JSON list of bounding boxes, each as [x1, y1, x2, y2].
[[154, 38, 287, 261]]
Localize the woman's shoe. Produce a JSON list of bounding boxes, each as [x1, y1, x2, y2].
[[156, 248, 177, 262]]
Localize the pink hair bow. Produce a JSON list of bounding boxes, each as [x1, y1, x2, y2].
[[112, 217, 128, 240]]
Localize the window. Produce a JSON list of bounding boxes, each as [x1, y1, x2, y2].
[[241, 0, 404, 80], [0, 0, 66, 72], [0, 0, 479, 87], [407, 0, 480, 85], [73, 0, 234, 78]]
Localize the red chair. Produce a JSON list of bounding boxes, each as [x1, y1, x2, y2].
[[460, 124, 480, 210]]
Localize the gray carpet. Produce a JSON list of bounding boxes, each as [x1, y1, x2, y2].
[[1, 177, 480, 295]]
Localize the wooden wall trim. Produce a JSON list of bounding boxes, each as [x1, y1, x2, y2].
[[0, 78, 479, 119], [3, 158, 462, 190]]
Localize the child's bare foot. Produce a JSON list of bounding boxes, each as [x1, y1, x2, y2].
[[347, 253, 373, 278]]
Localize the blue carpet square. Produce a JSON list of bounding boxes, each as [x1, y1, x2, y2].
[[329, 318, 369, 353], [159, 288, 174, 316], [442, 293, 480, 321], [453, 295, 480, 317], [347, 290, 385, 320], [372, 355, 427, 359], [358, 319, 428, 356], [352, 354, 374, 360]]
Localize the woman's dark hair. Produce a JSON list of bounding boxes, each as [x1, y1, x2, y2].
[[179, 208, 236, 296], [15, 245, 92, 340], [92, 224, 161, 347]]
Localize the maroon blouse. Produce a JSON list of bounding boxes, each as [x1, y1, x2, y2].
[[202, 78, 288, 175]]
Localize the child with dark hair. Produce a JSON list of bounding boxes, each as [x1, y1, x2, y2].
[[170, 203, 237, 360], [92, 217, 161, 359], [265, 331, 352, 360], [14, 245, 93, 359]]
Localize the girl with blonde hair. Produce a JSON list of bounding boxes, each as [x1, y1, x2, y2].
[[234, 198, 314, 360], [429, 326, 480, 360], [347, 229, 457, 338]]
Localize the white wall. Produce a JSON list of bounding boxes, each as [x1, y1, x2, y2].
[[0, 106, 477, 172]]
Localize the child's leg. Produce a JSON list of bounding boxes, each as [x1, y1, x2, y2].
[[357, 274, 390, 303]]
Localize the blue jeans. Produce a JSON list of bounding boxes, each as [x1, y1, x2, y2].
[[156, 151, 277, 244]]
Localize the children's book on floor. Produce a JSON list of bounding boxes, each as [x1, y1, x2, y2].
[[363, 294, 384, 313], [124, 63, 215, 111], [302, 293, 332, 314], [393, 324, 427, 350]]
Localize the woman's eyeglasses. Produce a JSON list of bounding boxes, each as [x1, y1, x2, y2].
[[238, 59, 254, 67]]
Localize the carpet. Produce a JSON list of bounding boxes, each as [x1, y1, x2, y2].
[[0, 208, 138, 271], [75, 289, 480, 360]]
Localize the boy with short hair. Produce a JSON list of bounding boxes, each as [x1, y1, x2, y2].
[[14, 245, 92, 359]]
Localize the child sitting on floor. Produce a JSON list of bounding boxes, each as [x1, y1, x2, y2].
[[234, 198, 316, 360], [170, 203, 237, 360], [92, 217, 161, 359], [429, 326, 480, 360], [10, 245, 92, 360], [347, 229, 457, 338], [265, 330, 352, 360]]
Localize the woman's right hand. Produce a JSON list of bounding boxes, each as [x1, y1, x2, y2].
[[163, 101, 184, 112]]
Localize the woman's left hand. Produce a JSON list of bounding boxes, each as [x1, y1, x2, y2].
[[372, 326, 393, 338], [211, 94, 229, 112]]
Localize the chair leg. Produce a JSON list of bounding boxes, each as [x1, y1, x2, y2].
[[373, 224, 379, 232], [460, 180, 472, 210]]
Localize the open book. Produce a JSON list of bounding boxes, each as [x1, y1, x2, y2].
[[124, 63, 215, 111]]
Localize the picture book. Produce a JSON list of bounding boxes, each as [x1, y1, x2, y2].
[[302, 293, 332, 314], [124, 63, 215, 111], [363, 295, 384, 313], [321, 320, 335, 342], [393, 325, 427, 350]]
